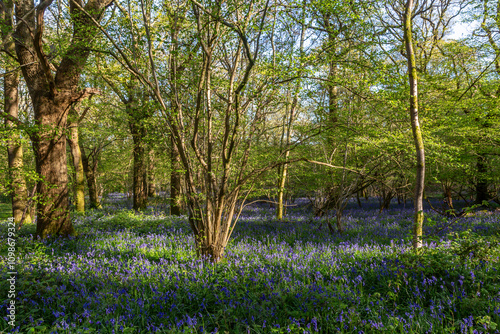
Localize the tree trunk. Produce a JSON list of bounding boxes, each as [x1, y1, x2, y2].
[[4, 67, 32, 225], [404, 0, 426, 249], [277, 150, 289, 220], [148, 149, 156, 197], [336, 210, 343, 234], [81, 147, 102, 209], [67, 111, 85, 213], [14, 0, 111, 238], [170, 134, 182, 216], [2, 0, 31, 224], [189, 194, 239, 263], [33, 97, 73, 238], [129, 120, 148, 211], [379, 189, 393, 213], [277, 10, 305, 220], [356, 191, 362, 207], [442, 181, 454, 210]]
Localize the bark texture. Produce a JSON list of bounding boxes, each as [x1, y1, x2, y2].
[[129, 117, 148, 211], [67, 110, 85, 212], [170, 134, 182, 216], [104, 77, 151, 211], [404, 0, 426, 249], [1, 0, 32, 224], [14, 0, 111, 238]]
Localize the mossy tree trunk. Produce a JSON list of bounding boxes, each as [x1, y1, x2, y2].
[[13, 0, 111, 238], [1, 0, 31, 224], [170, 133, 182, 216], [67, 109, 85, 213], [404, 0, 426, 249]]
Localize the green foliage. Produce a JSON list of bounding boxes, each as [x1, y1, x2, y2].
[[0, 202, 12, 220], [448, 229, 500, 264]]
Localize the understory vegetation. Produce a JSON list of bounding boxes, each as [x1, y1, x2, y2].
[[1, 198, 499, 334]]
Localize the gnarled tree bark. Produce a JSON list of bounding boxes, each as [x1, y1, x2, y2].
[[13, 0, 111, 238]]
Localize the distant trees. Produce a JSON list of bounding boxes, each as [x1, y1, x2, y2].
[[0, 0, 499, 259]]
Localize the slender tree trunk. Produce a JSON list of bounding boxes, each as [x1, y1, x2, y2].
[[442, 181, 454, 210], [4, 68, 32, 224], [129, 120, 148, 211], [81, 147, 101, 209], [356, 191, 362, 207], [170, 134, 182, 216], [67, 111, 85, 212], [276, 155, 288, 220], [404, 0, 426, 249], [336, 210, 343, 234], [276, 95, 290, 220], [277, 8, 305, 220], [148, 149, 156, 197], [2, 0, 31, 224]]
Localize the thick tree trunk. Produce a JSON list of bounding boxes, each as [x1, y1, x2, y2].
[[33, 96, 73, 238], [404, 0, 426, 249], [475, 153, 488, 205], [129, 120, 148, 211], [67, 112, 85, 213], [14, 0, 111, 238], [170, 134, 182, 216]]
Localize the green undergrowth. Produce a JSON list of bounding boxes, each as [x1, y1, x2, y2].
[[0, 210, 499, 333]]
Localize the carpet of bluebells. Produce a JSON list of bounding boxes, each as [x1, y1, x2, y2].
[[0, 196, 499, 333]]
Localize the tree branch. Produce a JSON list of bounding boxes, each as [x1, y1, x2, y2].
[[33, 0, 56, 96]]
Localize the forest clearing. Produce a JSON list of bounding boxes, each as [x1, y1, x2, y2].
[[1, 0, 500, 332]]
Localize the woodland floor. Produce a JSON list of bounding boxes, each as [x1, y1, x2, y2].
[[0, 196, 499, 333]]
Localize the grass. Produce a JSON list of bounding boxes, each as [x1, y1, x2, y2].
[[0, 202, 12, 221], [0, 200, 499, 333]]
